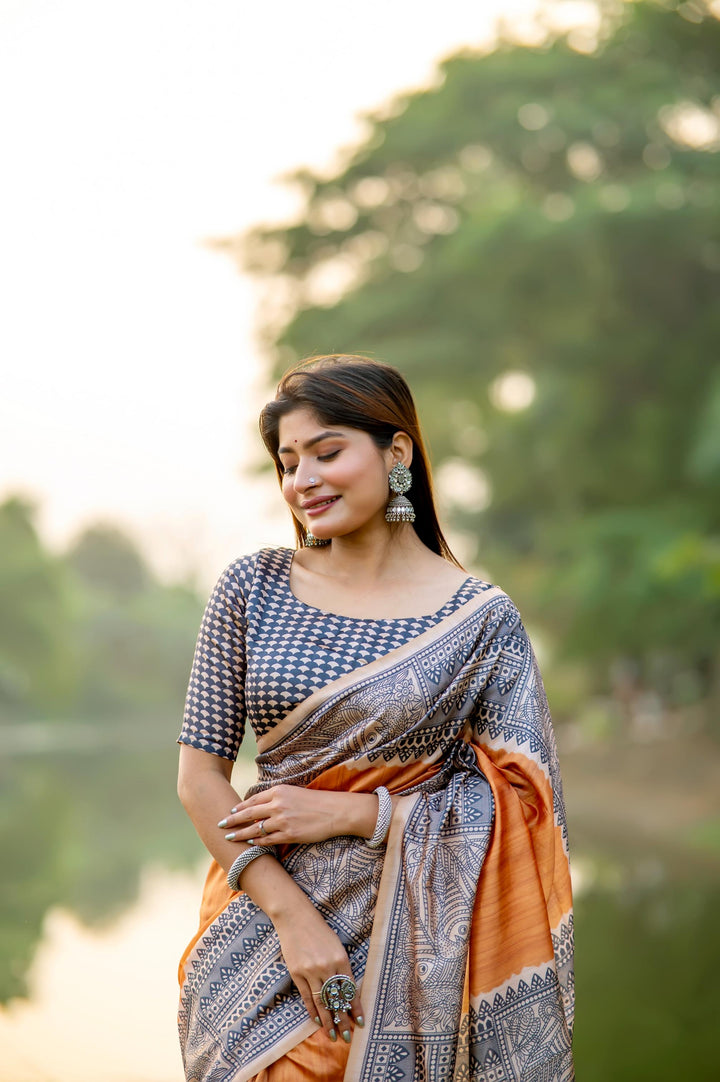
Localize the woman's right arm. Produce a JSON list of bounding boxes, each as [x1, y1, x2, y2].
[[177, 744, 364, 1041]]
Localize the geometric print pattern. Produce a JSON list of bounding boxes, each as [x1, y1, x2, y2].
[[179, 834, 383, 1082], [179, 546, 488, 756]]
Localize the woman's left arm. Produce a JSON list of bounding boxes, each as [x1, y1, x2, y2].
[[219, 785, 387, 847]]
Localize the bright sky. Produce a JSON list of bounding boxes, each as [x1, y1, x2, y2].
[[0, 0, 579, 586]]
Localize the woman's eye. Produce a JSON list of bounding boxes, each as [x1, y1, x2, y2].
[[318, 450, 340, 462], [281, 464, 297, 476]]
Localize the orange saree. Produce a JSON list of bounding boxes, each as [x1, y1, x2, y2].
[[178, 587, 574, 1080]]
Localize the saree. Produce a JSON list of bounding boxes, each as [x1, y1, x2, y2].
[[178, 585, 575, 1081]]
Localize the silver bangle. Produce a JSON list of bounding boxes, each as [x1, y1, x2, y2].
[[365, 786, 392, 849], [227, 845, 275, 891]]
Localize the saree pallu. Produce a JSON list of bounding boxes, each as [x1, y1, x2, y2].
[[178, 587, 575, 1081]]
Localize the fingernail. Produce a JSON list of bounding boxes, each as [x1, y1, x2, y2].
[[225, 833, 236, 840], [314, 1016, 321, 1025], [218, 819, 228, 828], [342, 1029, 351, 1043], [355, 1015, 364, 1027], [329, 1028, 337, 1042], [231, 806, 239, 813]]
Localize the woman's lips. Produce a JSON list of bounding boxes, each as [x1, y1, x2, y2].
[[305, 496, 340, 517]]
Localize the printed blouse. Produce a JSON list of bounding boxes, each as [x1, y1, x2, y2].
[[178, 546, 488, 759]]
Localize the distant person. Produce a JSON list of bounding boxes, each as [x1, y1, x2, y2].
[[176, 355, 574, 1081]]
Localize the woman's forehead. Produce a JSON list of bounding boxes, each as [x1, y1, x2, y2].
[[277, 408, 356, 449]]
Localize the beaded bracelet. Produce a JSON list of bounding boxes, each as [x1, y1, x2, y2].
[[227, 845, 275, 891], [365, 786, 392, 849]]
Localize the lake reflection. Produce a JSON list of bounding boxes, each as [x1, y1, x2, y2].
[[0, 864, 206, 1082]]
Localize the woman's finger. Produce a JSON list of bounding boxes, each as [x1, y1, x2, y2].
[[294, 975, 324, 1031], [349, 992, 365, 1030], [218, 801, 272, 831], [230, 790, 276, 815], [223, 817, 279, 843]]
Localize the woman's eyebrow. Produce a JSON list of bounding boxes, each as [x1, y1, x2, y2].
[[277, 431, 346, 455]]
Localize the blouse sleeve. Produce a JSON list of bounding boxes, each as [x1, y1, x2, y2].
[[177, 555, 256, 761]]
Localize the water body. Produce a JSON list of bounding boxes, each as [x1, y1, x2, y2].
[[1, 737, 717, 1080]]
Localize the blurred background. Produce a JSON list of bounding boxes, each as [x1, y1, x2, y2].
[[1, 0, 719, 1078]]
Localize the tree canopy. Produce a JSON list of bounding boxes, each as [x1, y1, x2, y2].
[[231, 0, 720, 715]]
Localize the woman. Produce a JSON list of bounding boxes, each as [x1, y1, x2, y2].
[[177, 355, 574, 1082]]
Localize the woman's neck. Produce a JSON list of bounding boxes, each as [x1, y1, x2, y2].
[[310, 525, 437, 586]]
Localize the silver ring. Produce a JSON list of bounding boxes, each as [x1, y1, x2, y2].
[[320, 974, 356, 1024], [258, 820, 268, 836]]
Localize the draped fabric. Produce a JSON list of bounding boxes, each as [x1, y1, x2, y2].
[[178, 586, 574, 1081]]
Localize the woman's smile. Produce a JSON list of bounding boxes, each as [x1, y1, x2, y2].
[[303, 495, 341, 516]]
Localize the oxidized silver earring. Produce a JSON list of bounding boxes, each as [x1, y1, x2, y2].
[[385, 461, 416, 523], [305, 530, 330, 547]]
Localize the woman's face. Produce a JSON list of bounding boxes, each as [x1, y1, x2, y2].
[[276, 408, 395, 541]]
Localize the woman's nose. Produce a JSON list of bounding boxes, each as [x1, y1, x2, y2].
[[293, 463, 319, 492]]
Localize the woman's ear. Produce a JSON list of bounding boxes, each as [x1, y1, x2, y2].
[[388, 431, 413, 467]]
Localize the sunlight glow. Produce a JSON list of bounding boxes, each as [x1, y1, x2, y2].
[[659, 100, 720, 151], [489, 371, 537, 412], [436, 459, 492, 513]]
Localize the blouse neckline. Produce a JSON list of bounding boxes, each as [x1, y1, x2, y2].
[[281, 548, 475, 624]]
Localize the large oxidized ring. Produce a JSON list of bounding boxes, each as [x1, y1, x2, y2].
[[320, 974, 356, 1024]]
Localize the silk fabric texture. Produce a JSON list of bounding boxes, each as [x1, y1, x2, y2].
[[178, 585, 575, 1081]]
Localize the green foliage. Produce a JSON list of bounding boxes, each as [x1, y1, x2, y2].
[[574, 879, 719, 1079], [67, 523, 150, 597], [237, 0, 720, 712], [0, 497, 204, 723], [0, 496, 208, 999], [0, 497, 79, 712]]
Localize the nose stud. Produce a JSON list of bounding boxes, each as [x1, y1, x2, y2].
[[307, 477, 319, 485]]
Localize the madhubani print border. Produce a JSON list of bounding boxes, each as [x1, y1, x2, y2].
[[356, 773, 495, 1082], [552, 914, 575, 1037], [179, 836, 381, 1080], [470, 964, 575, 1082]]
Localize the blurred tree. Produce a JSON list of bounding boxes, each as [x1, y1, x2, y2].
[[0, 496, 79, 714], [0, 501, 206, 998], [74, 579, 205, 718], [67, 524, 150, 597], [0, 495, 204, 722], [66, 523, 202, 718], [229, 0, 720, 715]]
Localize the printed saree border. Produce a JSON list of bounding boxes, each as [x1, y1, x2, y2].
[[253, 584, 509, 757]]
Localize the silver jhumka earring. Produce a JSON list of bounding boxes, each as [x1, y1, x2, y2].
[[385, 461, 416, 523], [305, 530, 330, 547]]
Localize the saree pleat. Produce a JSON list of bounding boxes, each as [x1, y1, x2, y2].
[[179, 587, 574, 1081]]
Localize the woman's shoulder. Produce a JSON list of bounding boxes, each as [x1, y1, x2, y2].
[[213, 546, 293, 597], [459, 572, 523, 623]]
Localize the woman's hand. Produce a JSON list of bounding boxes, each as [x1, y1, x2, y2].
[[273, 901, 364, 1043], [219, 784, 377, 846]]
